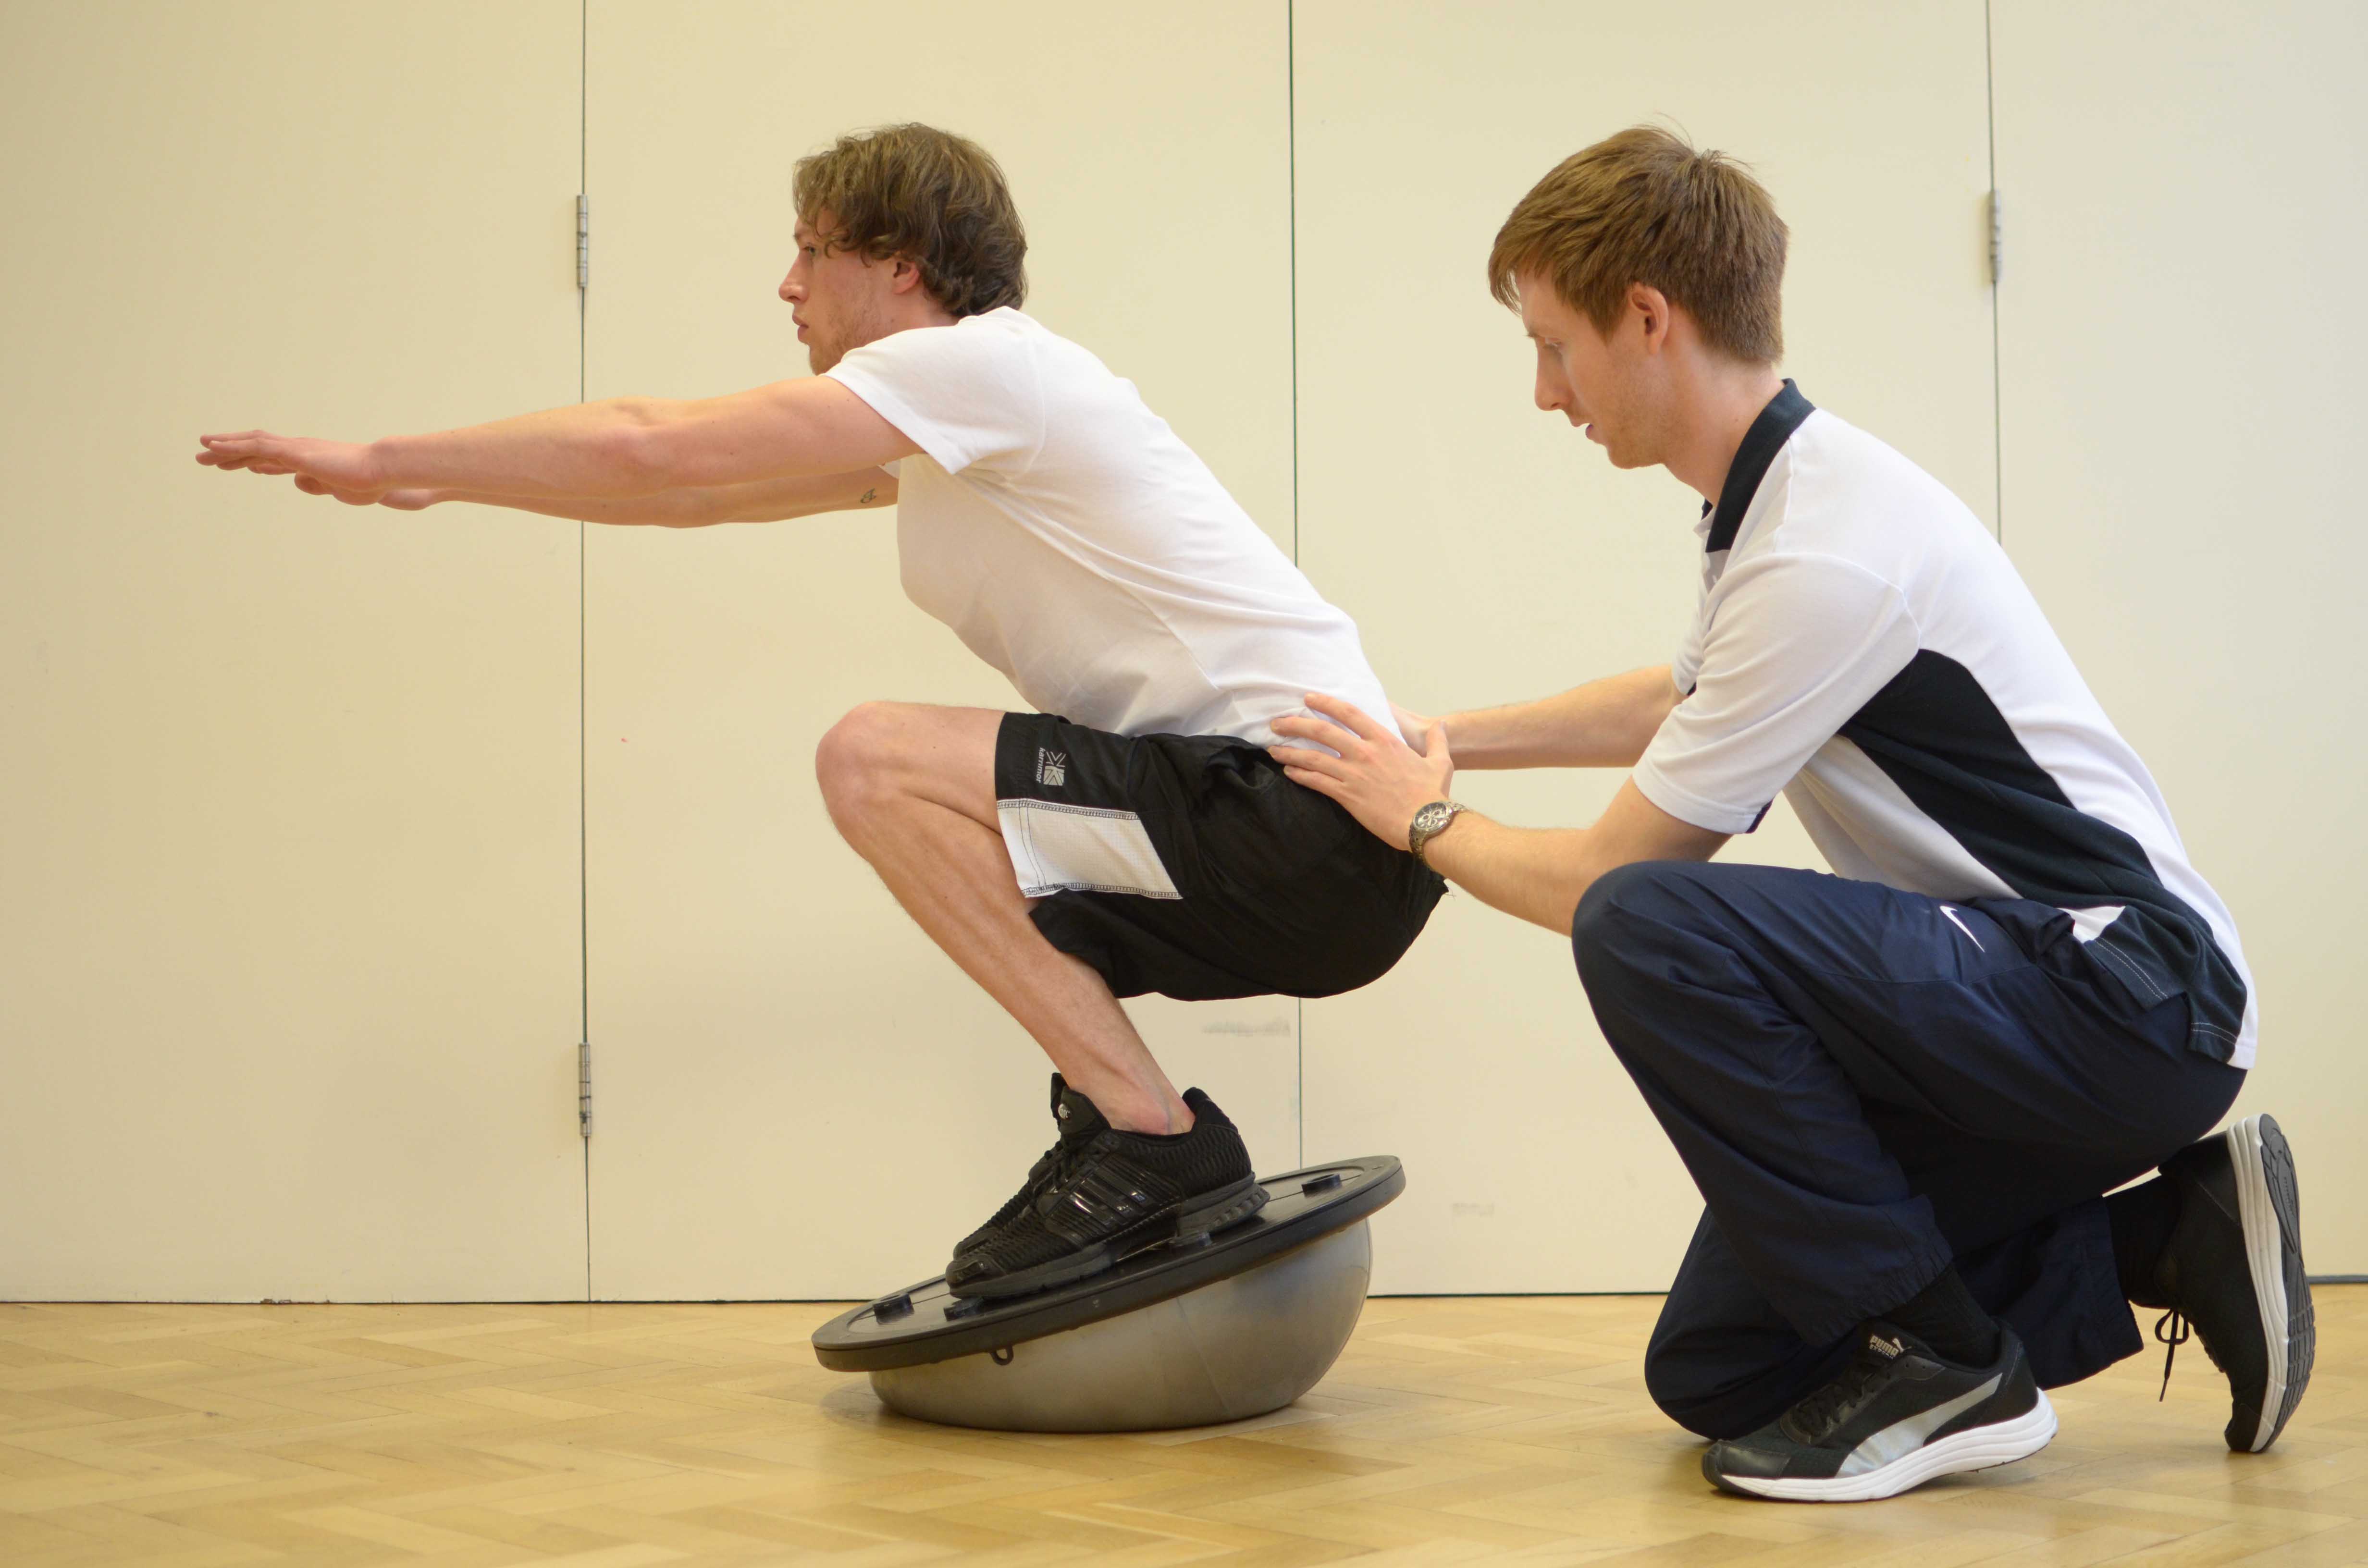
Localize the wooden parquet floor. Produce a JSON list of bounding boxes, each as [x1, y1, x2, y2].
[[3, 1286, 2363, 1566]]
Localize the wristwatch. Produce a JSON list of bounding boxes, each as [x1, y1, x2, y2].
[[1406, 800, 1467, 867]]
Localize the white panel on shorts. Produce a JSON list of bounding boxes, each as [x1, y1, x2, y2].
[[996, 799, 1182, 900]]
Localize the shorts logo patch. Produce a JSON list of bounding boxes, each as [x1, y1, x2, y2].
[[1035, 748, 1067, 788]]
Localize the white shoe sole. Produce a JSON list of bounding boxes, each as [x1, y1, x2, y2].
[[2228, 1113, 2311, 1452], [1716, 1391, 2058, 1503]]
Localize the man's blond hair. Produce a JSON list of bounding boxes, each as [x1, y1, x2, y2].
[[1488, 125, 1787, 364]]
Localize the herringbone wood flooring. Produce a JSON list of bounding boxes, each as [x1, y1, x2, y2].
[[3, 1286, 2362, 1565]]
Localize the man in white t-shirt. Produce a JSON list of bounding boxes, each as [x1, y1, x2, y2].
[[196, 123, 1442, 1300], [1276, 127, 2309, 1501]]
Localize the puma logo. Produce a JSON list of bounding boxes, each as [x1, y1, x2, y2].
[[1870, 1334, 1906, 1359], [1036, 748, 1067, 788]]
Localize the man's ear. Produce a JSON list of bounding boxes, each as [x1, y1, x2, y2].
[[888, 255, 928, 296], [1628, 282, 1672, 354]]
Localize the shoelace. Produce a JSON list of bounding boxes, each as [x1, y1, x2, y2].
[[994, 1133, 1092, 1222], [1789, 1349, 1891, 1438], [1032, 1131, 1116, 1216], [2155, 1309, 2191, 1400]]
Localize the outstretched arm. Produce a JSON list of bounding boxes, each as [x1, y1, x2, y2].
[[197, 376, 919, 502], [355, 467, 900, 527]]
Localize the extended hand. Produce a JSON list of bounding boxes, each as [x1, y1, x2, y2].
[[197, 430, 385, 502], [1270, 693, 1455, 851]]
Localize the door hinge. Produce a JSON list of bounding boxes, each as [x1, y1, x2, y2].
[[576, 194, 591, 292], [1988, 189, 2002, 286], [578, 1040, 592, 1138]]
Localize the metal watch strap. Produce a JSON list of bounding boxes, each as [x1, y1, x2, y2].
[[1407, 800, 1466, 867]]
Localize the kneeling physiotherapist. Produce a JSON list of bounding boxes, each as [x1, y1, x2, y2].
[[1272, 125, 2308, 1504]]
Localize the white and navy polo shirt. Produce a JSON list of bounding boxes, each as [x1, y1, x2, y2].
[[1633, 383, 2256, 1066]]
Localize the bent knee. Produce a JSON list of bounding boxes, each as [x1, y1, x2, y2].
[[1640, 1342, 1721, 1438], [1570, 859, 1693, 970], [1641, 1333, 1797, 1441], [1641, 1360, 1752, 1441], [814, 701, 907, 817]]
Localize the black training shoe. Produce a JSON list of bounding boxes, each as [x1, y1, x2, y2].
[[1703, 1323, 2056, 1502], [2146, 1113, 2313, 1453], [950, 1075, 1110, 1262], [945, 1084, 1266, 1299]]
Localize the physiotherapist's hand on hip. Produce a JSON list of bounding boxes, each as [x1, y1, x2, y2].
[[1270, 693, 1454, 852]]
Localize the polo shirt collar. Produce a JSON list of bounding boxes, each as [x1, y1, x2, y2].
[[1702, 380, 1815, 554]]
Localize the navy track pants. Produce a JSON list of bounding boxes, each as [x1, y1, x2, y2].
[[1570, 860, 2243, 1440]]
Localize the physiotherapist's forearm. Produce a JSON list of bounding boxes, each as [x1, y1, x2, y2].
[[1443, 664, 1682, 770], [1418, 773, 1730, 933], [1420, 814, 1608, 934]]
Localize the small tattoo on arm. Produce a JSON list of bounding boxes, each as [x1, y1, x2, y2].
[[857, 487, 878, 505]]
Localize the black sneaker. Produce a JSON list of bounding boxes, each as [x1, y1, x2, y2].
[[1703, 1323, 2056, 1502], [949, 1074, 1110, 1262], [2143, 1113, 2313, 1453], [945, 1082, 1266, 1299]]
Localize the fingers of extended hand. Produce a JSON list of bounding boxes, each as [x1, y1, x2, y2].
[[1303, 692, 1386, 744], [1279, 763, 1342, 799], [197, 432, 290, 473], [197, 442, 273, 472], [1270, 711, 1360, 754], [1267, 743, 1345, 778]]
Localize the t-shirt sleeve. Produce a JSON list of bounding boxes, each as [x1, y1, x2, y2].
[[1671, 586, 1710, 694], [1634, 552, 1920, 834], [823, 321, 1045, 476]]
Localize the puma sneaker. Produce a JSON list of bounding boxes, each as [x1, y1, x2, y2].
[[946, 1080, 1266, 1299], [1704, 1323, 2056, 1502]]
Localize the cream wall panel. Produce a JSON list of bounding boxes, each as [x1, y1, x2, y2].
[[1992, 4, 2367, 1270], [582, 1, 1298, 1297], [1295, 2, 1996, 1291], [0, 5, 587, 1297]]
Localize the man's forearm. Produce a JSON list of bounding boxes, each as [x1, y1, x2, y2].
[[412, 469, 893, 527], [1443, 664, 1682, 770], [1421, 813, 1606, 934], [369, 398, 695, 499], [1419, 775, 1727, 934]]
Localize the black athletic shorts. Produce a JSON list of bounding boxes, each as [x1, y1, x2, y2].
[[994, 712, 1446, 1002]]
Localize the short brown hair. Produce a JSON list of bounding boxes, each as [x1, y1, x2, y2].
[[1488, 125, 1786, 364], [793, 123, 1027, 318]]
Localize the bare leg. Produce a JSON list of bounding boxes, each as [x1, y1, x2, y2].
[[814, 701, 1192, 1135]]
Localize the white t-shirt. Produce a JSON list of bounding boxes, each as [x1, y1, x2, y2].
[[1636, 383, 2257, 1066], [824, 308, 1393, 748]]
